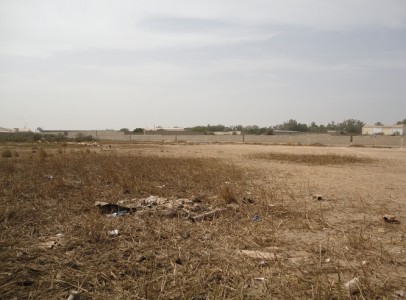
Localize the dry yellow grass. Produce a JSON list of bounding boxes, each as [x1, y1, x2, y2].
[[0, 144, 404, 299], [250, 152, 373, 165]]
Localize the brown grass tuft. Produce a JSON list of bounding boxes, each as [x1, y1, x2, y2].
[[250, 152, 373, 165]]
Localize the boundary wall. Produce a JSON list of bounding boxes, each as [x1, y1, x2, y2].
[[127, 134, 403, 147], [40, 130, 404, 147]]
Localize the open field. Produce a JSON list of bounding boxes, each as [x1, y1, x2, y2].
[[0, 143, 405, 299]]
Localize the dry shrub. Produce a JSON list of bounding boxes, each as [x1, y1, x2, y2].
[[38, 148, 47, 159], [250, 152, 373, 165], [1, 149, 12, 158], [220, 185, 237, 204]]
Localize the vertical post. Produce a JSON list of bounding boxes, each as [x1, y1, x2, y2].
[[243, 134, 245, 143], [374, 135, 377, 147], [401, 136, 404, 149]]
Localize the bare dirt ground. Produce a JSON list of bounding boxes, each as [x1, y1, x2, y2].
[[0, 142, 405, 299]]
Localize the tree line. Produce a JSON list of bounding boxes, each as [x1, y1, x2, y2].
[[119, 118, 405, 135]]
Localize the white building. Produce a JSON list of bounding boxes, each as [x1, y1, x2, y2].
[[362, 124, 405, 136]]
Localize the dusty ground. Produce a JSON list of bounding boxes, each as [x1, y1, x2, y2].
[[119, 143, 406, 290], [0, 142, 405, 299]]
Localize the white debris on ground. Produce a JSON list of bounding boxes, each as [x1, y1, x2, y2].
[[95, 195, 224, 221]]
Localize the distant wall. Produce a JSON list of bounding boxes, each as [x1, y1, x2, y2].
[[353, 135, 403, 147], [39, 130, 404, 147]]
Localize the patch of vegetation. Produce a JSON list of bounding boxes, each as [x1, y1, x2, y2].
[[1, 149, 12, 158], [0, 147, 399, 299], [250, 152, 373, 165]]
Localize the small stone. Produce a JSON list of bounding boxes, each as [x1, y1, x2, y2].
[[67, 290, 81, 300], [345, 278, 360, 295], [394, 290, 405, 298], [383, 214, 400, 224]]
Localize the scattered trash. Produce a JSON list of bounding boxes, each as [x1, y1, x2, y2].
[[258, 260, 267, 267], [345, 278, 360, 295], [37, 233, 65, 250], [44, 174, 53, 180], [325, 258, 331, 263], [252, 214, 261, 222], [313, 194, 323, 200], [96, 195, 235, 222], [106, 210, 130, 217], [239, 250, 277, 260], [254, 277, 265, 281], [95, 201, 133, 215], [108, 230, 119, 236], [156, 185, 166, 189], [67, 290, 81, 300], [394, 290, 405, 298], [383, 214, 400, 224], [190, 209, 225, 222], [362, 260, 368, 266]]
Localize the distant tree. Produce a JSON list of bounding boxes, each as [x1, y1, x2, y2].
[[326, 121, 337, 131], [375, 122, 383, 126], [396, 119, 406, 125], [132, 128, 144, 134], [318, 124, 327, 132], [120, 128, 130, 133], [275, 119, 308, 132], [337, 119, 365, 134]]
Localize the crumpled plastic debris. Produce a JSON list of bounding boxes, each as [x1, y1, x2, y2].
[[252, 214, 261, 222], [108, 229, 119, 236], [95, 195, 226, 221]]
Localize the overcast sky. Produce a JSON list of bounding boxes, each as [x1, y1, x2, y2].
[[1, 0, 405, 130]]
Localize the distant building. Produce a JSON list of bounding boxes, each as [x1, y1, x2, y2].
[[362, 124, 405, 136], [0, 127, 13, 133], [213, 131, 241, 135], [13, 128, 31, 132], [0, 127, 31, 133]]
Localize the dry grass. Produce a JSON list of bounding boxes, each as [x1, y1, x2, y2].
[[250, 152, 373, 165], [0, 145, 403, 299]]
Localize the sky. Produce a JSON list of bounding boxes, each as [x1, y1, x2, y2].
[[1, 0, 406, 130]]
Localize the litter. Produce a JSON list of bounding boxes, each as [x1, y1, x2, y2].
[[106, 210, 130, 217], [252, 214, 261, 222], [190, 209, 225, 222], [108, 230, 119, 236], [313, 194, 323, 200], [95, 201, 133, 215], [394, 290, 405, 298], [44, 174, 53, 179], [254, 277, 265, 281], [96, 196, 229, 222], [67, 291, 81, 300], [383, 214, 400, 224], [345, 278, 360, 295], [37, 233, 65, 250]]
